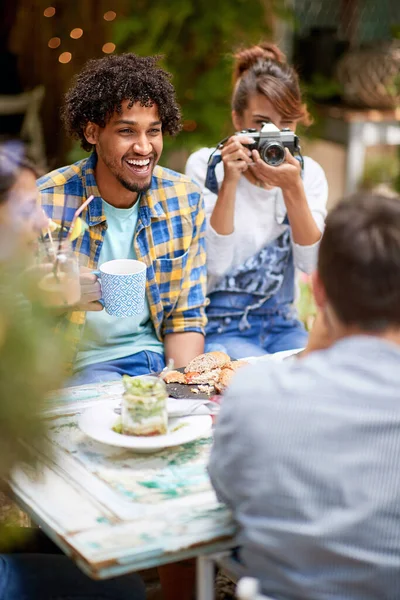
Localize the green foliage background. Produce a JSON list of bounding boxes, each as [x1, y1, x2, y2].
[[112, 0, 290, 155], [0, 262, 66, 550]]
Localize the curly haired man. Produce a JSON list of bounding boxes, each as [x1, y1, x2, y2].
[[38, 54, 207, 384]]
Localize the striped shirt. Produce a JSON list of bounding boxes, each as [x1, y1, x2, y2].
[[209, 336, 400, 599], [37, 153, 207, 374]]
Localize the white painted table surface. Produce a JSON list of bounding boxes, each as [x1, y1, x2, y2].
[[9, 380, 236, 580]]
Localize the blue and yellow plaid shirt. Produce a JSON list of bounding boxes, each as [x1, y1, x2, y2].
[[38, 153, 207, 373]]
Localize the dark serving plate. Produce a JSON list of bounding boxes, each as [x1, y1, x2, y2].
[[163, 366, 214, 400]]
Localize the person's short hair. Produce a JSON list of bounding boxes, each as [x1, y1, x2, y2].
[[318, 192, 400, 331], [0, 140, 38, 205], [62, 53, 182, 152]]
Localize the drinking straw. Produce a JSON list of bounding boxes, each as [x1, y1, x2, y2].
[[52, 195, 93, 277], [40, 233, 52, 261], [47, 226, 56, 254], [53, 198, 69, 278], [58, 199, 69, 252], [67, 195, 94, 240], [40, 233, 60, 283]]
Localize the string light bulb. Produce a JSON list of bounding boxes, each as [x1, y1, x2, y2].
[[59, 52, 72, 64], [43, 6, 56, 17], [70, 28, 83, 39], [48, 37, 61, 49], [102, 42, 116, 54], [103, 11, 116, 21], [183, 120, 197, 132]]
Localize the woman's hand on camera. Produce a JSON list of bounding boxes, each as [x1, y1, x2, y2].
[[221, 135, 254, 183], [250, 147, 302, 191]]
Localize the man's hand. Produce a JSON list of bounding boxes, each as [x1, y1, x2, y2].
[[76, 266, 103, 312], [221, 135, 254, 183]]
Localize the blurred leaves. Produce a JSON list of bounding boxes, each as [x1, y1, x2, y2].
[[0, 254, 66, 549], [303, 74, 343, 102], [361, 152, 400, 193], [296, 275, 317, 332], [113, 0, 289, 153]]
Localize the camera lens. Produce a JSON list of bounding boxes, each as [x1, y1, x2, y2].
[[260, 141, 285, 166]]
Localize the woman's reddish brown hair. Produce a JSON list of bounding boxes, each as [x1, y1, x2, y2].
[[232, 42, 312, 126]]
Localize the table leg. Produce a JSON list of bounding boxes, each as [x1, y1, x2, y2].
[[345, 121, 366, 195], [197, 555, 215, 600]]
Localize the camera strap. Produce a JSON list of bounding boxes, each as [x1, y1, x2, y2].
[[205, 149, 304, 195], [205, 149, 223, 194]]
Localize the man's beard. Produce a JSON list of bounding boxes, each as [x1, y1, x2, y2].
[[97, 144, 157, 195], [116, 174, 152, 194]]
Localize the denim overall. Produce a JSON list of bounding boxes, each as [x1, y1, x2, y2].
[[204, 151, 308, 358], [205, 229, 308, 358]]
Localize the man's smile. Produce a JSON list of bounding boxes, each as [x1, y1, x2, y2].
[[124, 156, 153, 178]]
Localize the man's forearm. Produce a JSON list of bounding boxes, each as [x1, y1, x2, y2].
[[164, 332, 205, 368]]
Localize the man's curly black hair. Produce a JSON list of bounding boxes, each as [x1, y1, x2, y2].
[[61, 53, 182, 152]]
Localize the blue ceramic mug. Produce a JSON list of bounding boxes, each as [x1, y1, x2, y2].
[[96, 259, 147, 317]]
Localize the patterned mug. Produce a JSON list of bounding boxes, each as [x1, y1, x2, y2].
[[96, 259, 147, 317]]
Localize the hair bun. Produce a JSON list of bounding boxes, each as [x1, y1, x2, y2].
[[233, 42, 286, 83]]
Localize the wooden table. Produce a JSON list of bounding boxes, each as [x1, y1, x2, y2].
[[9, 380, 235, 596], [315, 105, 400, 195]]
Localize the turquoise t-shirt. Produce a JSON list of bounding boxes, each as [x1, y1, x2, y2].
[[74, 199, 163, 371]]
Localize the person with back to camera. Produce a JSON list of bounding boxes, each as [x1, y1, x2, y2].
[[186, 42, 328, 358], [209, 191, 400, 599]]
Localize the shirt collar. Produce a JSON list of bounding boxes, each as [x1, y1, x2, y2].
[[81, 152, 105, 227], [140, 167, 167, 225]]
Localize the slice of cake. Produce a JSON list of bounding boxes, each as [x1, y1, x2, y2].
[[122, 375, 168, 436]]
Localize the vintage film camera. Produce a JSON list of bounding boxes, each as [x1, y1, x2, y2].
[[235, 122, 303, 168]]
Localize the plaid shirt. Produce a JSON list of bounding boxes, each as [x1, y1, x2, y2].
[[37, 152, 207, 373]]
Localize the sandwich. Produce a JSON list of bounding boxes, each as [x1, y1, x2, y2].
[[185, 351, 231, 373], [162, 352, 248, 393], [214, 360, 249, 393], [163, 351, 230, 385]]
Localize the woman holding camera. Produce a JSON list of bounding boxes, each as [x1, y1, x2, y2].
[[185, 43, 328, 357]]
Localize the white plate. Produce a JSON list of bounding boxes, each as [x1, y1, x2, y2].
[[78, 404, 212, 452]]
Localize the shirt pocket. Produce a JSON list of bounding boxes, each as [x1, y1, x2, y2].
[[152, 249, 190, 314]]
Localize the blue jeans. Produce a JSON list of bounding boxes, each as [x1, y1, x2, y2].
[[206, 311, 307, 359], [0, 554, 145, 600], [69, 350, 166, 387]]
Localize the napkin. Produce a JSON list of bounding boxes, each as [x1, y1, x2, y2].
[[167, 397, 221, 418]]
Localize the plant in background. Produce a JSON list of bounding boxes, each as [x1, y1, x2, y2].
[[296, 272, 317, 331], [394, 151, 400, 194], [112, 0, 289, 157], [302, 74, 343, 104], [66, 0, 293, 165], [361, 152, 400, 194]]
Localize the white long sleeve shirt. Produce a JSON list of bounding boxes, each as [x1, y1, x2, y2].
[[185, 148, 328, 292]]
